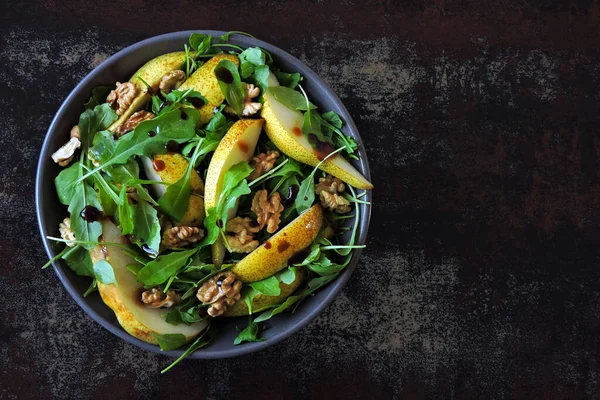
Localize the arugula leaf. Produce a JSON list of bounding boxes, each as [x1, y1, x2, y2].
[[321, 111, 343, 129], [152, 333, 187, 351], [84, 86, 114, 110], [299, 85, 329, 144], [165, 302, 206, 326], [214, 59, 245, 116], [80, 108, 199, 183], [118, 185, 135, 235], [253, 64, 271, 93], [220, 179, 251, 224], [83, 279, 98, 297], [62, 245, 94, 277], [234, 318, 264, 345], [279, 267, 297, 285], [161, 324, 216, 373], [220, 162, 254, 196], [254, 274, 339, 323], [267, 86, 316, 111], [68, 181, 103, 250], [133, 200, 161, 253], [205, 106, 227, 132], [159, 89, 207, 115], [93, 259, 118, 286], [239, 47, 266, 78], [294, 173, 316, 214], [136, 249, 197, 286], [273, 70, 302, 89], [55, 162, 81, 205], [189, 33, 212, 54], [78, 104, 118, 150], [249, 275, 281, 296]]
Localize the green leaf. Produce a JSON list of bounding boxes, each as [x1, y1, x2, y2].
[[161, 324, 216, 373], [83, 108, 199, 181], [62, 245, 94, 277], [205, 106, 228, 132], [137, 249, 197, 286], [118, 186, 135, 235], [133, 200, 161, 253], [278, 267, 297, 285], [55, 162, 81, 205], [78, 104, 118, 150], [152, 333, 187, 351], [158, 170, 191, 222], [321, 111, 343, 129], [160, 89, 207, 114], [239, 47, 265, 67], [93, 259, 118, 286], [84, 86, 114, 110], [214, 59, 245, 116], [254, 274, 339, 323], [94, 176, 118, 218], [267, 86, 316, 111], [68, 182, 103, 250], [83, 279, 98, 297], [253, 64, 271, 93], [249, 275, 281, 296], [220, 179, 251, 225], [294, 174, 315, 214], [189, 33, 212, 54], [273, 71, 302, 89], [220, 162, 254, 196], [234, 318, 264, 345]]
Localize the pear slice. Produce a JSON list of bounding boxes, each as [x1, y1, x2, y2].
[[223, 267, 306, 317], [178, 54, 240, 125], [141, 153, 205, 227], [204, 119, 265, 266], [108, 51, 188, 133], [90, 220, 207, 344], [231, 204, 323, 282], [261, 91, 373, 190]]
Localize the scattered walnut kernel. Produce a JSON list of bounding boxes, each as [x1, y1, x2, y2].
[[59, 217, 76, 247], [320, 191, 351, 214], [315, 174, 346, 196], [115, 110, 155, 137], [159, 70, 186, 94], [51, 137, 81, 167], [225, 217, 260, 253], [70, 125, 80, 140], [249, 150, 279, 181], [244, 83, 260, 101], [141, 288, 181, 308], [196, 271, 242, 317], [106, 82, 137, 115], [242, 101, 262, 116], [162, 226, 205, 248], [251, 190, 284, 233]]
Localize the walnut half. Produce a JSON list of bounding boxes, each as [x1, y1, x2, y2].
[[315, 174, 351, 214], [115, 110, 155, 137], [141, 288, 181, 308], [251, 190, 284, 233], [58, 217, 76, 247], [225, 217, 260, 253], [51, 137, 81, 167], [162, 226, 205, 248], [106, 82, 137, 115], [196, 271, 242, 317], [249, 150, 279, 181]]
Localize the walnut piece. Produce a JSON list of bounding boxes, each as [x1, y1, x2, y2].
[[315, 174, 351, 213], [59, 218, 76, 247], [141, 288, 181, 308], [70, 125, 80, 140], [196, 271, 242, 317], [162, 226, 205, 248], [115, 110, 155, 137], [159, 70, 186, 94], [51, 137, 81, 167], [249, 150, 279, 181], [251, 190, 284, 233], [320, 191, 351, 213], [106, 82, 137, 115], [315, 174, 346, 195], [225, 217, 260, 253]]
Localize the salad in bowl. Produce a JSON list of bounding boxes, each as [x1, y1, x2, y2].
[[41, 32, 373, 371]]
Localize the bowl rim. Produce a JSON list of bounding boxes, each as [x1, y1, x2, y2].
[[36, 30, 372, 359]]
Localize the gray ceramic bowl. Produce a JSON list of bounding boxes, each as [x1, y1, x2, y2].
[[36, 31, 372, 359]]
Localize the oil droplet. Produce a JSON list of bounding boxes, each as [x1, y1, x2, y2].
[[264, 241, 272, 250], [80, 206, 103, 222], [148, 130, 156, 137]]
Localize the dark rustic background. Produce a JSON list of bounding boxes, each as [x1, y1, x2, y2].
[[3, 0, 600, 398]]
